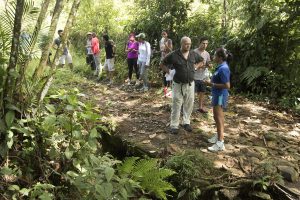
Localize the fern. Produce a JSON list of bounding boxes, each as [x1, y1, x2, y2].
[[118, 158, 176, 200], [118, 157, 139, 175], [240, 66, 269, 86], [132, 158, 159, 178]]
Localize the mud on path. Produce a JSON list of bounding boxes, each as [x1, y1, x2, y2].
[[83, 80, 300, 193]]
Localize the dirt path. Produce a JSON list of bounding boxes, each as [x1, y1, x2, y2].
[[83, 80, 300, 193]]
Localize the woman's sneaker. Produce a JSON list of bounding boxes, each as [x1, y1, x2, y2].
[[208, 141, 225, 152], [208, 134, 218, 144]]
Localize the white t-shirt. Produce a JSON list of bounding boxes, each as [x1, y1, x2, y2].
[[138, 41, 151, 66], [86, 39, 93, 55], [194, 48, 211, 80]]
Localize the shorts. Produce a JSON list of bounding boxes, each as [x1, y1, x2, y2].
[[104, 58, 115, 71], [195, 80, 206, 93], [212, 93, 228, 109], [58, 53, 72, 65]]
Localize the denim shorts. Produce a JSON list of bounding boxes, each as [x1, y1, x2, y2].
[[212, 93, 228, 109], [195, 80, 206, 93]]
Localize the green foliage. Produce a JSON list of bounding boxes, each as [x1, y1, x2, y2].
[[66, 154, 132, 200], [252, 161, 283, 191], [165, 150, 218, 200], [126, 0, 193, 47], [226, 0, 300, 109], [118, 157, 176, 200]]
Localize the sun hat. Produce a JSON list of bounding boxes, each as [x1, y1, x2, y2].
[[136, 33, 146, 39]]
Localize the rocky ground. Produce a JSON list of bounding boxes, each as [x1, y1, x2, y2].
[[81, 79, 300, 197]]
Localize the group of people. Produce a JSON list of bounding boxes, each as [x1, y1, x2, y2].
[[81, 30, 231, 152], [123, 31, 232, 152], [160, 35, 231, 152], [124, 33, 152, 91], [85, 32, 116, 85]]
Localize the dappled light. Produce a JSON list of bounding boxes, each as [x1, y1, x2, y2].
[[0, 0, 299, 199]]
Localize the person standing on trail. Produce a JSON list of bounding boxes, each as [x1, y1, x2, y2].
[[204, 48, 232, 152], [91, 32, 101, 76], [136, 33, 151, 92], [125, 34, 139, 85], [53, 30, 73, 70], [103, 34, 116, 85], [86, 32, 95, 70], [160, 36, 204, 134], [159, 31, 173, 95], [194, 37, 212, 113]]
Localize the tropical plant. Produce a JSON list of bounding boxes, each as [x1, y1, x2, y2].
[[165, 150, 218, 200], [118, 157, 177, 200]]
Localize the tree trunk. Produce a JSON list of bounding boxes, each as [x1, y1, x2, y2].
[[38, 0, 81, 103], [33, 0, 65, 79], [17, 0, 51, 105], [21, 0, 51, 77], [222, 0, 227, 29], [3, 0, 25, 113]]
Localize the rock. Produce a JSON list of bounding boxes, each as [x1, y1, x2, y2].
[[287, 148, 298, 153], [225, 144, 235, 150], [240, 148, 261, 159], [266, 141, 277, 148], [142, 140, 151, 144], [155, 129, 165, 133], [287, 130, 299, 137], [156, 134, 167, 140], [264, 132, 277, 141], [149, 133, 157, 139], [219, 189, 239, 200], [249, 191, 271, 199], [250, 157, 260, 165], [253, 146, 268, 158], [277, 165, 299, 182], [182, 140, 188, 145]]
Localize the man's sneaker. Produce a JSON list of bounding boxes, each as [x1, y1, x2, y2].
[[182, 124, 192, 132], [208, 141, 225, 152], [127, 80, 131, 85], [170, 128, 179, 135], [208, 133, 218, 144]]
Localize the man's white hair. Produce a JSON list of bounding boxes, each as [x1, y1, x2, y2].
[[181, 36, 191, 44]]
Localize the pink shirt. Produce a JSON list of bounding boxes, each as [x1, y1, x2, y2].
[[91, 37, 100, 54]]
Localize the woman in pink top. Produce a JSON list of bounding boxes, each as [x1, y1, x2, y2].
[[91, 32, 101, 76], [125, 34, 139, 85]]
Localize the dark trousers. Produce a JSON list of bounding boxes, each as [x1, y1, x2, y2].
[[127, 58, 139, 80], [86, 54, 95, 70]]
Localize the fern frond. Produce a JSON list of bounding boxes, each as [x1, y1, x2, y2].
[[240, 66, 269, 86], [141, 170, 176, 200], [132, 159, 158, 178], [118, 157, 139, 176]]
